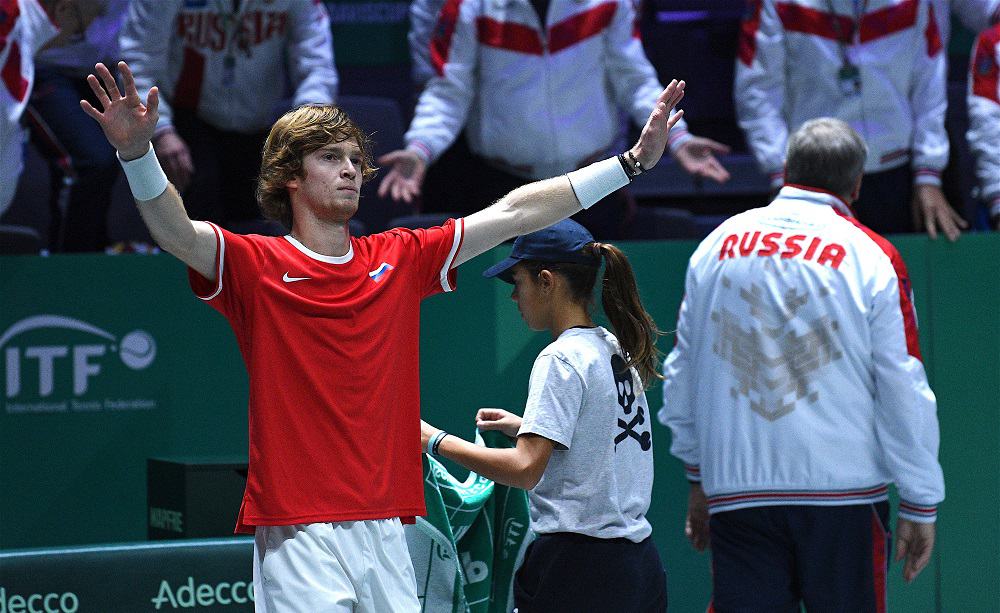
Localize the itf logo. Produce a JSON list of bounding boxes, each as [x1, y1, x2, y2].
[[2, 315, 159, 413]]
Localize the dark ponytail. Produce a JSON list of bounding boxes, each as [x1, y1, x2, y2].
[[523, 243, 664, 387], [591, 242, 664, 387]]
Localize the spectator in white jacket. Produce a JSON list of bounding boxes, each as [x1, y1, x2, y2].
[[384, 0, 730, 239], [735, 0, 967, 241], [119, 0, 338, 232], [968, 22, 1000, 229], [1, 0, 103, 220]]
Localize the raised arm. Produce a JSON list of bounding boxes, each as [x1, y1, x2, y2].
[[81, 61, 218, 278], [452, 80, 685, 267]]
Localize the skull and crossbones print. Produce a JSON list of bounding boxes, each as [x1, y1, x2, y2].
[[611, 354, 651, 451]]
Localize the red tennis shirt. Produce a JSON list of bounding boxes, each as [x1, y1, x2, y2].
[[188, 219, 463, 533]]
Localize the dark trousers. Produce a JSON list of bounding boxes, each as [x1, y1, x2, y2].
[[29, 68, 121, 252], [173, 110, 271, 229], [422, 135, 633, 240], [709, 502, 891, 613], [513, 532, 667, 612], [853, 166, 914, 235]]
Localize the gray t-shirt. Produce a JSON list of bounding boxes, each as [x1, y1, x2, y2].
[[518, 327, 653, 542]]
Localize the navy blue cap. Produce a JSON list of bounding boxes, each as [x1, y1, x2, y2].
[[482, 219, 600, 283]]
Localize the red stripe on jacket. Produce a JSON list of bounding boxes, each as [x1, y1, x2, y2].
[[431, 0, 464, 76], [777, 2, 853, 42], [173, 47, 206, 111], [475, 17, 543, 54], [1, 39, 27, 101], [972, 28, 1000, 104], [860, 0, 918, 43], [549, 2, 617, 53], [739, 0, 764, 66], [710, 485, 888, 505], [0, 0, 20, 40], [776, 0, 919, 44], [836, 213, 923, 361], [922, 3, 942, 56]]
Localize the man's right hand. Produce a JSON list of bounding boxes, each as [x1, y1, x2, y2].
[[895, 518, 936, 583], [80, 61, 159, 161], [377, 149, 427, 203], [153, 129, 195, 192]]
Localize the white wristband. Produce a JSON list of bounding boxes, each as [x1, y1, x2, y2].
[[566, 157, 630, 209], [117, 143, 169, 201]]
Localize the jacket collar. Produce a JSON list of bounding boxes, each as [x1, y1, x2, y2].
[[779, 184, 855, 217]]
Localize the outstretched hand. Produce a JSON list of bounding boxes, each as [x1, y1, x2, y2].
[[80, 61, 159, 161], [629, 80, 686, 171], [674, 136, 731, 183], [377, 149, 427, 203]]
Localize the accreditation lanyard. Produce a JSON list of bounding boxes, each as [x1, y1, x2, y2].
[[826, 0, 867, 96], [216, 0, 252, 86]]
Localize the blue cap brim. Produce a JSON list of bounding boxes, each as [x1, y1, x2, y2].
[[482, 256, 520, 283]]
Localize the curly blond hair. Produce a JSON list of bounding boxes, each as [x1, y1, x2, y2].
[[257, 105, 376, 229]]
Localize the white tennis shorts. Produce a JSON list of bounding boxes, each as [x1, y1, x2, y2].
[[252, 518, 420, 612]]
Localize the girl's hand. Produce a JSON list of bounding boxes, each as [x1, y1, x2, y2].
[[476, 408, 522, 439]]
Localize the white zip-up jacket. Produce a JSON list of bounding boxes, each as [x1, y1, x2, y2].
[[735, 0, 948, 189], [1, 0, 58, 216], [968, 23, 1000, 219], [658, 185, 945, 523], [119, 0, 337, 135], [404, 0, 692, 180]]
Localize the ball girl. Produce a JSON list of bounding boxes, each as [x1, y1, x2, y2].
[[422, 219, 667, 612]]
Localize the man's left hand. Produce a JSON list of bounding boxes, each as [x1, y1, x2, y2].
[[912, 184, 967, 242], [674, 137, 731, 183], [895, 519, 936, 583]]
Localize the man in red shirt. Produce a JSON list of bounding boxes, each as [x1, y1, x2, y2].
[[81, 60, 683, 611]]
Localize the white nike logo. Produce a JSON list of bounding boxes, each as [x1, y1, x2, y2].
[[282, 272, 311, 283]]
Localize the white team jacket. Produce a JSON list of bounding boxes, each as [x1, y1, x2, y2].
[[119, 0, 337, 135], [735, 0, 948, 188], [404, 0, 692, 180], [659, 185, 945, 523], [0, 0, 58, 216], [968, 23, 1000, 219]]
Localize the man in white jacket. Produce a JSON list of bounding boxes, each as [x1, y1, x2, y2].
[[735, 0, 967, 242], [968, 22, 1000, 229], [382, 0, 731, 238], [659, 118, 944, 612], [119, 0, 338, 231]]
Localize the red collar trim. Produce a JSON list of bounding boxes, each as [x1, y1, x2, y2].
[[782, 183, 856, 217]]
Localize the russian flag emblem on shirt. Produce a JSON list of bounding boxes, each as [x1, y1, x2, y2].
[[369, 262, 394, 282]]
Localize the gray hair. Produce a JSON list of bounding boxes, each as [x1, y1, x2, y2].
[[785, 118, 867, 199]]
